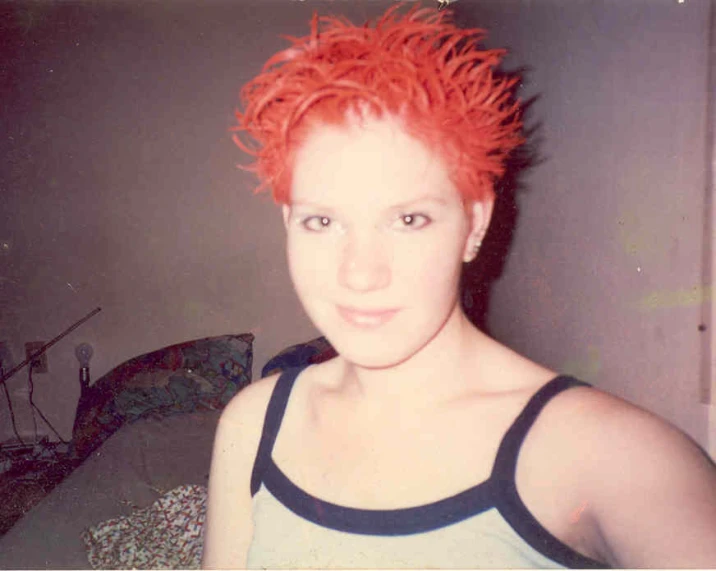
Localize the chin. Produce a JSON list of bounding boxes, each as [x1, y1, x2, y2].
[[331, 344, 417, 370], [317, 322, 434, 371], [302, 299, 457, 370]]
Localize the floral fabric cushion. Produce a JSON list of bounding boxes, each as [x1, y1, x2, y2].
[[81, 484, 206, 569], [261, 335, 337, 378], [72, 334, 253, 459]]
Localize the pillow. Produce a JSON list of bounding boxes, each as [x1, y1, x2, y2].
[[71, 333, 253, 460], [261, 335, 337, 378], [82, 484, 206, 569]]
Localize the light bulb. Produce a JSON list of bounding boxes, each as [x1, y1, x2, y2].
[[75, 343, 94, 368]]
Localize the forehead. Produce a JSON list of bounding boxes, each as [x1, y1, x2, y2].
[[290, 116, 458, 207]]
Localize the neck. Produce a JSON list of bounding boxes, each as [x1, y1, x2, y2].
[[337, 304, 487, 408]]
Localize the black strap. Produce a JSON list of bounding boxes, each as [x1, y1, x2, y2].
[[250, 366, 305, 496], [490, 375, 608, 569], [492, 375, 589, 480]]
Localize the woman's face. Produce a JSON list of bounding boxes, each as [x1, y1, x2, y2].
[[284, 116, 490, 369]]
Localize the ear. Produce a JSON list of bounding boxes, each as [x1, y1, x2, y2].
[[462, 198, 495, 263], [282, 205, 291, 230]]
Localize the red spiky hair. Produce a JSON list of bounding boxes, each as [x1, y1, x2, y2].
[[231, 3, 524, 204]]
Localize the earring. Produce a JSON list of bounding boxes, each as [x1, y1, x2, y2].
[[464, 239, 482, 263]]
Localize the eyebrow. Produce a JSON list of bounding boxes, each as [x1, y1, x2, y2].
[[388, 195, 449, 210], [290, 195, 449, 211], [287, 202, 337, 215]]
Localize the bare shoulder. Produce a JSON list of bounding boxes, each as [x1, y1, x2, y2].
[[218, 371, 282, 433], [210, 372, 285, 465], [546, 384, 713, 474], [202, 373, 282, 569], [539, 383, 714, 490], [538, 382, 716, 567], [218, 360, 340, 447]]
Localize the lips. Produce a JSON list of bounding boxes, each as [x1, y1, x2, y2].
[[336, 305, 399, 328]]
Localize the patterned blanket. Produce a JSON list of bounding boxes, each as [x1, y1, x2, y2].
[[81, 484, 206, 569]]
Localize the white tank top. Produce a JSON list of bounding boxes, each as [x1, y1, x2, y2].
[[247, 366, 607, 569]]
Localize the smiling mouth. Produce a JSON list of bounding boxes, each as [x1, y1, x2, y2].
[[336, 306, 400, 328]]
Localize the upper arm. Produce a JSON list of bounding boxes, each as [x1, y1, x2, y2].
[[582, 394, 716, 567], [202, 375, 279, 570]]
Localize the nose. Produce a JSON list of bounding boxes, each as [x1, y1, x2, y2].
[[338, 233, 391, 292]]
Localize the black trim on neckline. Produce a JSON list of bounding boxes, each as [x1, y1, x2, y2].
[[262, 457, 496, 535], [250, 366, 609, 568], [495, 474, 606, 569]]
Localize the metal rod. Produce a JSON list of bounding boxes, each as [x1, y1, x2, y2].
[[0, 307, 102, 386]]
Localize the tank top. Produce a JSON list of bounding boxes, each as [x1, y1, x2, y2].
[[247, 365, 608, 569]]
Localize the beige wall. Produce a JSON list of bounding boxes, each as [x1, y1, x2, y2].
[[0, 0, 713, 452], [475, 0, 713, 448]]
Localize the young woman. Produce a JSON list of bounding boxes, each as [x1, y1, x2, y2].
[[202, 5, 716, 568]]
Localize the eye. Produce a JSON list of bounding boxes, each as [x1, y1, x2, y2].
[[395, 213, 431, 230], [301, 215, 333, 232]]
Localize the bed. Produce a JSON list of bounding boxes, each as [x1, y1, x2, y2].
[[0, 333, 335, 569]]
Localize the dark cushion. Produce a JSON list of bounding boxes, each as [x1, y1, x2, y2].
[[261, 336, 337, 378], [71, 333, 253, 460]]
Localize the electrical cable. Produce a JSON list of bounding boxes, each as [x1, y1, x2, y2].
[[29, 402, 68, 444], [26, 368, 69, 445], [1, 377, 25, 445], [27, 367, 38, 441]]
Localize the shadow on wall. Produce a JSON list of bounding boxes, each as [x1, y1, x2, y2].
[[461, 90, 544, 332], [451, 0, 547, 333]]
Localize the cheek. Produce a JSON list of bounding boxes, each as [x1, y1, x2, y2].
[[393, 236, 465, 292], [286, 237, 336, 294]]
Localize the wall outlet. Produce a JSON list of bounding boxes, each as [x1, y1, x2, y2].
[[25, 342, 48, 373]]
